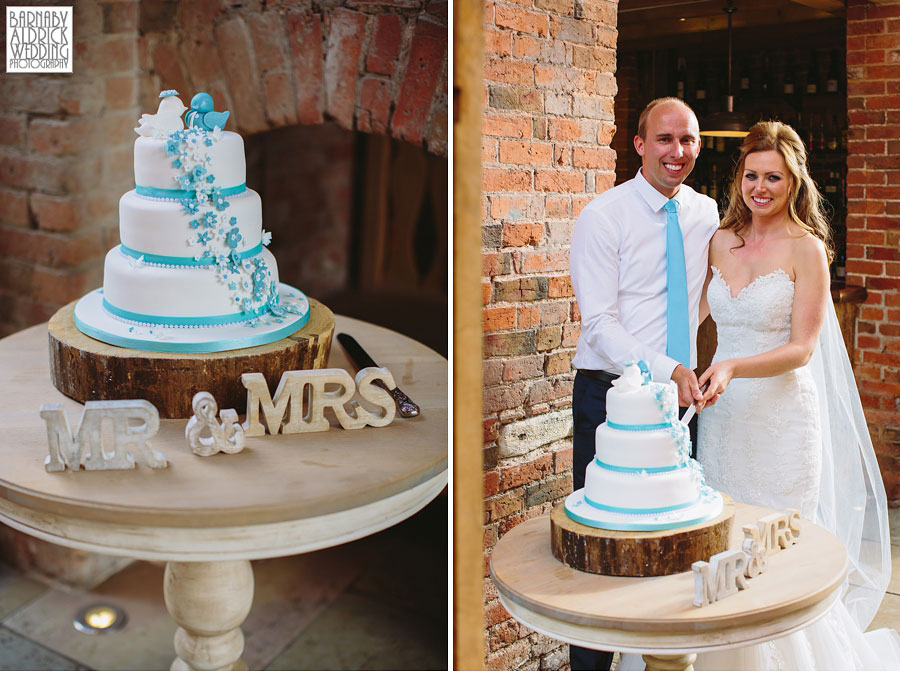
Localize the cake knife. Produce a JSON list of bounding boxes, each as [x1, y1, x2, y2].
[[336, 333, 420, 418], [680, 383, 710, 426]]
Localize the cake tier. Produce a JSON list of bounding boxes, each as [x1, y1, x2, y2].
[[102, 245, 279, 324], [134, 131, 245, 192], [606, 380, 677, 427], [583, 460, 700, 512], [119, 189, 262, 259], [594, 422, 688, 470]]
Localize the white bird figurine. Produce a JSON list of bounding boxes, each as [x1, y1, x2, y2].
[[135, 90, 187, 139]]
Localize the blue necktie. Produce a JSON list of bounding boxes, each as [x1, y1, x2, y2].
[[664, 199, 690, 367]]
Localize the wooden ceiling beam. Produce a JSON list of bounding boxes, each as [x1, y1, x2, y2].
[[790, 0, 845, 11]]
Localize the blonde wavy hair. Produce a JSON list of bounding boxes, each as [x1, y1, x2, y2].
[[720, 121, 833, 262]]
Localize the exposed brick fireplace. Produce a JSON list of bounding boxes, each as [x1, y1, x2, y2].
[[0, 0, 446, 584], [0, 0, 447, 339]]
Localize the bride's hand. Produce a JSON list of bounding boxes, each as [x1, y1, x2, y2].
[[698, 361, 735, 406]]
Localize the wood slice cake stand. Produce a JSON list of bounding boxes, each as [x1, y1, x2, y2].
[[48, 298, 334, 419], [551, 495, 735, 576]]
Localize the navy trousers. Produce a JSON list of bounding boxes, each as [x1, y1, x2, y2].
[[569, 371, 698, 671]]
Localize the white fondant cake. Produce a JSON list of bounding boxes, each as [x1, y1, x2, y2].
[[74, 91, 310, 353], [565, 362, 724, 531]]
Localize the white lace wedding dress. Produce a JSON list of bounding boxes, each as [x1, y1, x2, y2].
[[690, 266, 900, 670]]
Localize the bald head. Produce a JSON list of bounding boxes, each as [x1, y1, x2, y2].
[[637, 97, 698, 139], [633, 98, 701, 198]]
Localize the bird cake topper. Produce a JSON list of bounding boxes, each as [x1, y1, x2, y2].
[[185, 92, 230, 132], [135, 90, 187, 139]]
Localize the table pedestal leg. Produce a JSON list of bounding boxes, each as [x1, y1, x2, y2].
[[164, 560, 254, 671], [643, 653, 697, 671]]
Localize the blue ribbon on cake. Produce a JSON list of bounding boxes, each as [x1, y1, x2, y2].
[[135, 182, 246, 200]]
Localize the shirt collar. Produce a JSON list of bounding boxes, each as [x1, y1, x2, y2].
[[634, 168, 682, 213]]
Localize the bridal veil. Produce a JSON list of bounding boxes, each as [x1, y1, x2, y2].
[[810, 296, 892, 631]]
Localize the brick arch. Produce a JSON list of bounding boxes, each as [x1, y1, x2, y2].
[[141, 1, 447, 157]]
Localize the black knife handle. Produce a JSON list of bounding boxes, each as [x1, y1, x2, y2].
[[337, 333, 377, 370]]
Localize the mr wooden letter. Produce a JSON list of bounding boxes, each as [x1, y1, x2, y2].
[[40, 400, 166, 471]]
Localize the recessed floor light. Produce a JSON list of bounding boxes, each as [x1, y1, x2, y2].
[[73, 604, 127, 634]]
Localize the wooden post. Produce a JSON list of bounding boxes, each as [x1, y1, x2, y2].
[[453, 0, 485, 667], [643, 653, 698, 671], [164, 560, 254, 671]]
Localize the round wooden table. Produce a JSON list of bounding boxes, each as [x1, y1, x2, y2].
[[0, 316, 447, 670], [491, 503, 848, 670]]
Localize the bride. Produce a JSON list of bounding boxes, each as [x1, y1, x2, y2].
[[691, 120, 900, 669]]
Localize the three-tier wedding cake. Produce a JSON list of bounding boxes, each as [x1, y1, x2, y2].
[[565, 362, 724, 531], [73, 90, 310, 353]]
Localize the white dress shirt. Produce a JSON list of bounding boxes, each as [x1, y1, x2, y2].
[[570, 169, 720, 383]]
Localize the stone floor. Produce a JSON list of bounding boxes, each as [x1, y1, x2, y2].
[[0, 497, 447, 671]]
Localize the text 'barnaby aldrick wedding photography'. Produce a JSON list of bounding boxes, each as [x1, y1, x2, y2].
[[5, 6, 72, 73]]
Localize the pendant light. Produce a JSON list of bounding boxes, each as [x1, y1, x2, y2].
[[700, 0, 750, 138]]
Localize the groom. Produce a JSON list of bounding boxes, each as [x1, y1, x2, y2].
[[567, 97, 720, 671]]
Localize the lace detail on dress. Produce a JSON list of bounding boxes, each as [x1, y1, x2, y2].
[[698, 267, 821, 520]]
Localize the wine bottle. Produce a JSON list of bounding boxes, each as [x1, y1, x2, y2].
[[826, 50, 840, 94], [783, 52, 797, 98], [676, 56, 686, 100], [806, 50, 820, 95], [827, 115, 839, 152], [695, 63, 708, 115], [738, 56, 751, 102], [835, 246, 846, 284]]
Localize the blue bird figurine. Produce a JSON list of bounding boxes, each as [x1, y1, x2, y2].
[[186, 92, 230, 132]]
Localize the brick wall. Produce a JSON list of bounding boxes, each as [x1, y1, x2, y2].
[[481, 0, 618, 668], [0, 0, 447, 338], [846, 0, 900, 505], [0, 0, 139, 337]]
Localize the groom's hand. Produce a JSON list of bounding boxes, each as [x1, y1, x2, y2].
[[671, 364, 702, 407]]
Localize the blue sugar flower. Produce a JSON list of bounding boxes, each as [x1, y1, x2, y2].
[[177, 173, 194, 190], [181, 199, 199, 215], [193, 165, 207, 180], [228, 281, 237, 290], [173, 158, 182, 169], [165, 139, 179, 156], [252, 268, 267, 285], [203, 211, 217, 228], [210, 187, 229, 211], [241, 298, 253, 313], [229, 216, 237, 226], [204, 137, 213, 147], [188, 218, 201, 229], [225, 227, 243, 249], [197, 230, 212, 245], [206, 174, 216, 184]]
